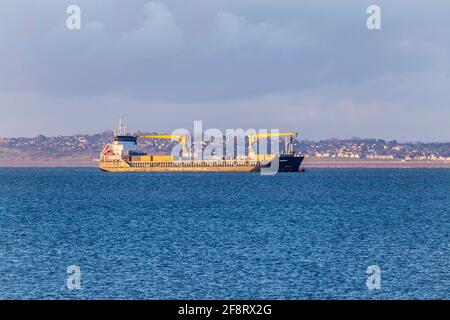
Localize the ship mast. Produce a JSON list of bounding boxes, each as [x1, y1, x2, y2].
[[115, 119, 128, 136]]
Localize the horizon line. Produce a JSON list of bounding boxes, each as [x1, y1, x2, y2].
[[1, 131, 450, 145]]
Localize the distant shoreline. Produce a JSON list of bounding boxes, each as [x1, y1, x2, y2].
[[303, 158, 450, 168], [1, 157, 450, 168]]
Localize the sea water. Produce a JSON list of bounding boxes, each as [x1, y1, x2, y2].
[[0, 168, 448, 299]]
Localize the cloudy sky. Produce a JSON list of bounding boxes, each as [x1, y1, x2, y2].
[[0, 0, 449, 141]]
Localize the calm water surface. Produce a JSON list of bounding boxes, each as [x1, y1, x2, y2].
[[0, 168, 448, 299]]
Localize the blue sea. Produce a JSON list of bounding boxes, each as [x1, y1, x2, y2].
[[0, 168, 448, 300]]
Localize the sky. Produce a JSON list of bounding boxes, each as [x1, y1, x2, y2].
[[0, 0, 449, 141]]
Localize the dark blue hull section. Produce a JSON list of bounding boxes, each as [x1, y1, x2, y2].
[[265, 155, 304, 172]]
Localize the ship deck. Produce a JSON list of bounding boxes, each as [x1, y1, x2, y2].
[[129, 159, 267, 168], [99, 155, 304, 172]]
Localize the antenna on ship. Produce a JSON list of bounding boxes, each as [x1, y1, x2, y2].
[[116, 119, 128, 136]]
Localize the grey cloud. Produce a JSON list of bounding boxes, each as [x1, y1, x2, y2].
[[0, 0, 449, 140], [119, 2, 183, 57], [213, 12, 306, 52]]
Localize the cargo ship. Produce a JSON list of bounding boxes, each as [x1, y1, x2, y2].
[[99, 121, 304, 173]]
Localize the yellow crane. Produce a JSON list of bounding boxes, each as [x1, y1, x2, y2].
[[248, 132, 298, 160], [137, 135, 190, 158]]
